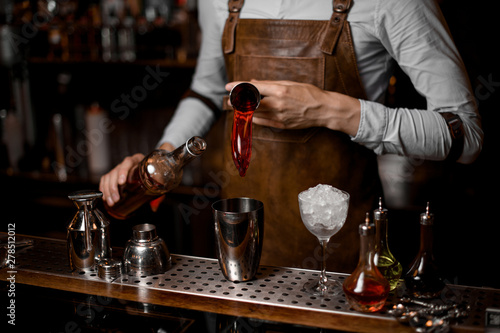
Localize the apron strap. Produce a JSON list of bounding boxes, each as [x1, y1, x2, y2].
[[320, 0, 352, 54], [223, 0, 352, 55], [223, 0, 245, 54]]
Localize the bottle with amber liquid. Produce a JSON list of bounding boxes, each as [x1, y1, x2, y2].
[[404, 202, 445, 299], [343, 213, 390, 312], [104, 136, 207, 220], [373, 197, 402, 291]]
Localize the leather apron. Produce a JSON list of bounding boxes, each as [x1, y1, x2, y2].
[[220, 0, 382, 273]]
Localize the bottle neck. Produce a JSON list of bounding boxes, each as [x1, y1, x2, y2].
[[375, 218, 388, 249], [139, 137, 206, 193], [170, 143, 196, 166], [359, 232, 376, 267], [173, 136, 207, 166], [419, 222, 434, 254]]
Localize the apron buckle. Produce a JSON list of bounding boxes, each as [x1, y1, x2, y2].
[[334, 0, 351, 13]]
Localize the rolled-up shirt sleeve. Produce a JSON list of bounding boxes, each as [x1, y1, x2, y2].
[[159, 0, 483, 163], [157, 0, 228, 148], [352, 0, 483, 164]]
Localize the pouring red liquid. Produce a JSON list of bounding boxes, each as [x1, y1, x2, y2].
[[229, 83, 261, 177]]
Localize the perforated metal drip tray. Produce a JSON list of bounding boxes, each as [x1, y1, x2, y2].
[[7, 236, 500, 330]]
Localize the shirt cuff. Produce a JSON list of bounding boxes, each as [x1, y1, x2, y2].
[[351, 99, 387, 153]]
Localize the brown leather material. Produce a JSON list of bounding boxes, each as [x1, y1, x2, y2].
[[220, 0, 382, 273], [223, 18, 367, 100], [183, 89, 222, 118], [320, 0, 351, 54], [222, 0, 245, 54]]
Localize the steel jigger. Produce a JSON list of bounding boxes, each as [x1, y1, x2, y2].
[[212, 197, 264, 282]]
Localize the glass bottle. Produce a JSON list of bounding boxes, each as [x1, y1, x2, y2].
[[404, 202, 445, 299], [104, 136, 207, 220], [373, 197, 402, 291], [343, 213, 390, 312]]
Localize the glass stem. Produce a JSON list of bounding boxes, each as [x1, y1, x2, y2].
[[319, 239, 329, 287]]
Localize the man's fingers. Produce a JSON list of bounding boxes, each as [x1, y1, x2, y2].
[[99, 153, 144, 206]]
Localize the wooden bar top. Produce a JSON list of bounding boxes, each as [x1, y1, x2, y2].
[[1, 234, 499, 332]]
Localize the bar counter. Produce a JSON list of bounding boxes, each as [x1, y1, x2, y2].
[[1, 233, 499, 332]]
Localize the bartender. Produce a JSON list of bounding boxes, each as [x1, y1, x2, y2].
[[99, 0, 483, 273]]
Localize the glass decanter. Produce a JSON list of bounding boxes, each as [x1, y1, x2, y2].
[[404, 202, 445, 299], [343, 213, 390, 312], [373, 197, 402, 291]]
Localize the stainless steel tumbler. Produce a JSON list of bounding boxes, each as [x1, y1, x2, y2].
[[212, 197, 264, 282]]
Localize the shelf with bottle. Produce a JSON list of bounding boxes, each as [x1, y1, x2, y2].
[[5, 0, 200, 67], [26, 56, 197, 69]]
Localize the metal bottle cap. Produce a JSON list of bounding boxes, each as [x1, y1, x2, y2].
[[420, 202, 434, 225], [186, 136, 207, 156], [359, 212, 375, 235], [373, 197, 388, 221], [97, 258, 122, 280]]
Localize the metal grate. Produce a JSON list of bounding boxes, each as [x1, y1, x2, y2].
[[9, 237, 500, 329]]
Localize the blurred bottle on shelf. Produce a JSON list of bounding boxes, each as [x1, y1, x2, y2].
[[0, 109, 9, 169], [85, 102, 111, 178], [3, 0, 199, 63], [100, 0, 122, 62], [2, 108, 23, 171], [117, 12, 136, 62]]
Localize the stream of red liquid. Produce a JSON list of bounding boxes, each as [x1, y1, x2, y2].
[[231, 109, 254, 177], [230, 86, 259, 177]]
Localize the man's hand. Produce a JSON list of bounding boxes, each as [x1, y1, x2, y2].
[[225, 80, 361, 136], [99, 142, 175, 207], [99, 153, 144, 207]]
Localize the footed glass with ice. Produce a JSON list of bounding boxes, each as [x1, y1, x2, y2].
[[298, 184, 349, 296]]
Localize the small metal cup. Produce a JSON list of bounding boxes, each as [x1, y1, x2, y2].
[[229, 82, 261, 111], [97, 258, 122, 281], [212, 198, 264, 282]]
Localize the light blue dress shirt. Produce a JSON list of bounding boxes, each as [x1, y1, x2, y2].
[[158, 0, 482, 164]]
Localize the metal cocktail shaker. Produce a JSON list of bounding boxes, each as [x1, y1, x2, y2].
[[67, 190, 112, 270], [123, 223, 171, 276], [212, 198, 264, 282]]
